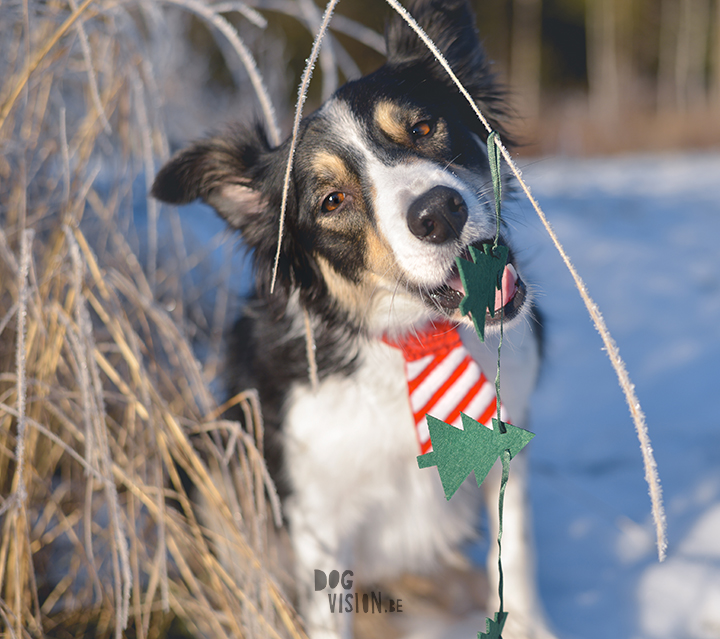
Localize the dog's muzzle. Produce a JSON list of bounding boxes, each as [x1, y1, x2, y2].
[[423, 242, 527, 323], [404, 186, 527, 324]]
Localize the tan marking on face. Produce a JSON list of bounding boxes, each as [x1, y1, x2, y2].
[[375, 101, 408, 144], [312, 151, 361, 229], [316, 256, 376, 321], [313, 151, 354, 185], [364, 225, 398, 279]]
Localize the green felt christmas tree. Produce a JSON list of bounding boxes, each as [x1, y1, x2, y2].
[[478, 611, 508, 639], [457, 243, 508, 342], [417, 414, 534, 500]]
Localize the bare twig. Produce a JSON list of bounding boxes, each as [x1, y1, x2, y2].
[[131, 69, 159, 293], [271, 0, 341, 292], [13, 229, 34, 507], [211, 1, 268, 28], [302, 307, 318, 393], [159, 0, 280, 145], [0, 0, 98, 133], [68, 0, 112, 133]]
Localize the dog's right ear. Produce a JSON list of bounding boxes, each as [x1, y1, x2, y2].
[[151, 127, 276, 232]]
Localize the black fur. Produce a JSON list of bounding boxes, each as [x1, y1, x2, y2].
[[152, 0, 512, 501], [382, 0, 511, 143]]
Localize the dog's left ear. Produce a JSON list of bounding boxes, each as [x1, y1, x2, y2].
[[385, 0, 507, 134], [151, 126, 278, 234]]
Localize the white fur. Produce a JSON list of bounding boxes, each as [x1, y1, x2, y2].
[[323, 101, 497, 288], [367, 158, 496, 287], [284, 337, 482, 638]]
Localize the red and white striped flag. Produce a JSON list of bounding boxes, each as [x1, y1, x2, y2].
[[385, 321, 509, 455]]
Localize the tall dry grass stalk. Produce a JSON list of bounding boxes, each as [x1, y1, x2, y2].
[[0, 1, 328, 637]]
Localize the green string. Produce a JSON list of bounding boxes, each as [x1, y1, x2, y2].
[[494, 300, 505, 433], [489, 131, 508, 617], [487, 131, 502, 252], [497, 449, 510, 616], [487, 132, 505, 434]]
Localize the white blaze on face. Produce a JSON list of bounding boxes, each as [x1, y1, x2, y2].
[[322, 100, 497, 290]]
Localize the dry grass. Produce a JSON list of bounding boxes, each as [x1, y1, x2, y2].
[[0, 2, 310, 638]]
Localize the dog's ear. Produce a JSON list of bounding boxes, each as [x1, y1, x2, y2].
[[151, 126, 277, 232], [385, 0, 507, 136], [152, 127, 305, 300], [386, 0, 482, 68]]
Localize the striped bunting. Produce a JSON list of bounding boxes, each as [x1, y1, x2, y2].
[[385, 321, 508, 455]]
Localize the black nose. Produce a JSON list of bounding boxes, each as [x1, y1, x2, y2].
[[406, 186, 468, 244]]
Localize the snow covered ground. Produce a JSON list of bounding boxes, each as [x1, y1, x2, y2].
[[513, 153, 720, 639], [169, 151, 720, 638]]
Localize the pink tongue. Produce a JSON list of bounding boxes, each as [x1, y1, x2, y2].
[[494, 264, 518, 312], [449, 264, 518, 312]]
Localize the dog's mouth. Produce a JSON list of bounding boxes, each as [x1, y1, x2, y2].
[[422, 241, 526, 322]]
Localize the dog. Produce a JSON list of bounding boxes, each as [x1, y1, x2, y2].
[[152, 1, 555, 637]]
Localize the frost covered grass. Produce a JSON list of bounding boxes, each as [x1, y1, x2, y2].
[[0, 0, 388, 635], [0, 2, 313, 637]]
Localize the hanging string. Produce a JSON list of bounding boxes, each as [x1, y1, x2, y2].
[[487, 131, 506, 435], [489, 133, 508, 617], [497, 449, 511, 617]]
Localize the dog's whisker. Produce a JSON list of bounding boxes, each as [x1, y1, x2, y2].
[[443, 153, 462, 170]]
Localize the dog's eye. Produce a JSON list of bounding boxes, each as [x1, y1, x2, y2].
[[410, 121, 433, 138], [321, 192, 345, 213]]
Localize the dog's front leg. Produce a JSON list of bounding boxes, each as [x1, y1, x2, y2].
[[287, 499, 354, 639]]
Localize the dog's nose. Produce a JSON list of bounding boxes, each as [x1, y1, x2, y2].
[[406, 186, 468, 244]]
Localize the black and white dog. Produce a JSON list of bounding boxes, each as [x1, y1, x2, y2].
[[152, 1, 554, 637]]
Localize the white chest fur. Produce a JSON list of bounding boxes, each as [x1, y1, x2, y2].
[[283, 338, 484, 586]]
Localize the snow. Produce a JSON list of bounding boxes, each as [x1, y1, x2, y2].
[[513, 152, 720, 638]]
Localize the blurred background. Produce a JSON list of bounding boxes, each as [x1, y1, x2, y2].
[[175, 0, 720, 154]]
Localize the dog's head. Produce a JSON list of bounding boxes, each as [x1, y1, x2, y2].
[[152, 0, 529, 338]]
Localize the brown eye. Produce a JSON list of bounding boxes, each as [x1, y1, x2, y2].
[[411, 121, 432, 138], [321, 191, 345, 213]]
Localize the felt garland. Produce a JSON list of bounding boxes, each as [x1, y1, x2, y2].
[[417, 132, 535, 637], [457, 243, 508, 344], [417, 415, 533, 500], [383, 319, 510, 456]]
